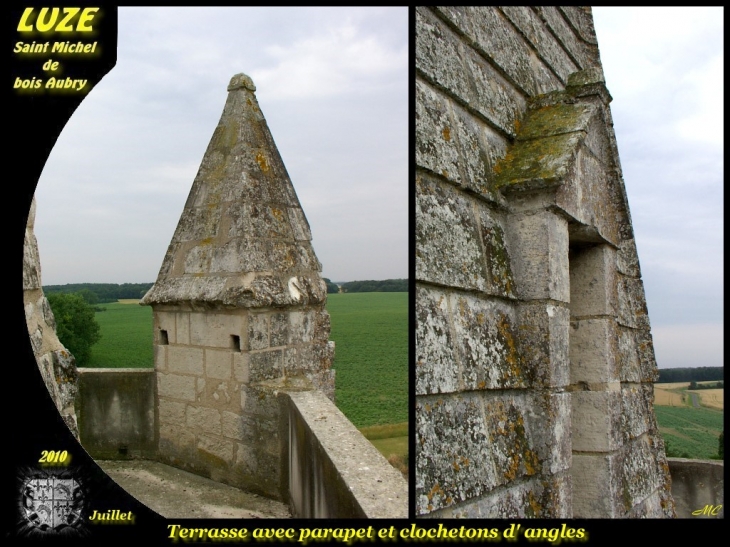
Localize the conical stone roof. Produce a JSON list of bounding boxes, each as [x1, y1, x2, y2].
[[141, 73, 326, 309]]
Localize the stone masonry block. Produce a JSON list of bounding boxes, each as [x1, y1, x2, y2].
[[462, 46, 525, 139], [158, 399, 187, 425], [186, 405, 222, 435], [500, 6, 578, 83], [155, 311, 176, 344], [416, 79, 461, 184], [167, 346, 204, 376], [569, 243, 617, 318], [534, 6, 595, 68], [270, 312, 288, 347], [451, 103, 498, 200], [158, 423, 195, 457], [415, 284, 459, 395], [572, 453, 621, 518], [636, 328, 659, 382], [506, 211, 569, 302], [465, 6, 562, 96], [249, 350, 284, 382], [233, 352, 250, 383], [516, 302, 570, 388], [441, 473, 572, 519], [248, 313, 269, 350], [157, 373, 196, 402], [617, 238, 641, 277], [476, 205, 516, 298], [176, 312, 190, 345], [205, 349, 232, 380], [154, 344, 167, 372], [620, 384, 652, 443], [450, 293, 525, 390], [617, 276, 650, 330], [617, 326, 641, 383], [416, 394, 498, 515], [571, 390, 621, 452], [620, 435, 661, 513], [416, 8, 472, 107], [416, 174, 488, 291], [221, 411, 252, 442], [190, 312, 244, 348], [197, 434, 234, 465], [570, 318, 618, 384], [288, 310, 314, 344], [518, 392, 572, 475]]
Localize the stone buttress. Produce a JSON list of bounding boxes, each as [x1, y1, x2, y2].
[[416, 7, 673, 518], [141, 73, 334, 500]]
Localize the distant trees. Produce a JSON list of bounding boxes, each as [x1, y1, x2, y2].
[[44, 283, 154, 303], [340, 279, 408, 293], [657, 367, 724, 383], [323, 278, 340, 294], [46, 293, 101, 367]]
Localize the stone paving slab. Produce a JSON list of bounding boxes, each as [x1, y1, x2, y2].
[[97, 459, 291, 519]]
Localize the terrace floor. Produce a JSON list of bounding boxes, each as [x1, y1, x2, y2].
[[97, 459, 291, 519]]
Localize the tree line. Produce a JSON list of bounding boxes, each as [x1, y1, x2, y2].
[[43, 283, 154, 303], [340, 279, 408, 293], [657, 366, 724, 383]]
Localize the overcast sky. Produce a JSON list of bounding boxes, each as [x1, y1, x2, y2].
[[32, 8, 722, 369], [592, 7, 723, 368], [33, 7, 408, 286]]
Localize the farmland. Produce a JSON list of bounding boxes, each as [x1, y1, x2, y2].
[[654, 381, 723, 459]]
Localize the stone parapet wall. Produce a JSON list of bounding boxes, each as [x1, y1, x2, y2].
[[286, 390, 408, 519], [77, 368, 155, 459]]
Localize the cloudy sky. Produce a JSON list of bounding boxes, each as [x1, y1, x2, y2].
[[33, 7, 408, 285], [32, 8, 722, 369], [592, 7, 723, 368]]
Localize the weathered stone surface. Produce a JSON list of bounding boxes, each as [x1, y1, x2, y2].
[[168, 346, 204, 376], [462, 49, 525, 139], [416, 174, 488, 290], [416, 394, 498, 514], [157, 373, 196, 402], [187, 406, 222, 436], [572, 453, 621, 517], [569, 243, 617, 318], [558, 7, 598, 44], [416, 7, 472, 105], [571, 390, 621, 452], [570, 318, 618, 384], [415, 80, 461, 185], [141, 74, 325, 309], [617, 276, 650, 329], [506, 210, 569, 302], [475, 205, 516, 297], [450, 103, 498, 199], [534, 6, 596, 69], [500, 6, 578, 83], [205, 349, 232, 380], [23, 197, 79, 438], [431, 473, 572, 519], [415, 284, 459, 395], [517, 302, 570, 388], [617, 237, 641, 277], [450, 293, 524, 390]]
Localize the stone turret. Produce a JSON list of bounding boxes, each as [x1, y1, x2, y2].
[[142, 73, 334, 499]]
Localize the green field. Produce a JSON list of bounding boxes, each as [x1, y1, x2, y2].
[[655, 406, 723, 460], [86, 293, 408, 430], [88, 301, 153, 368]]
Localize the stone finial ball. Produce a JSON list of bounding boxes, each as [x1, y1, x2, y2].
[[228, 73, 256, 92]]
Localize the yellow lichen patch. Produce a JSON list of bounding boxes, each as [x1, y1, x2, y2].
[[427, 483, 445, 502], [528, 491, 542, 516], [270, 207, 284, 221], [442, 127, 451, 141], [256, 152, 270, 172], [476, 312, 485, 325]]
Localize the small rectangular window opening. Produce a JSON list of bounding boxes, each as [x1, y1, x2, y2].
[[231, 335, 241, 352], [160, 330, 169, 345]]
